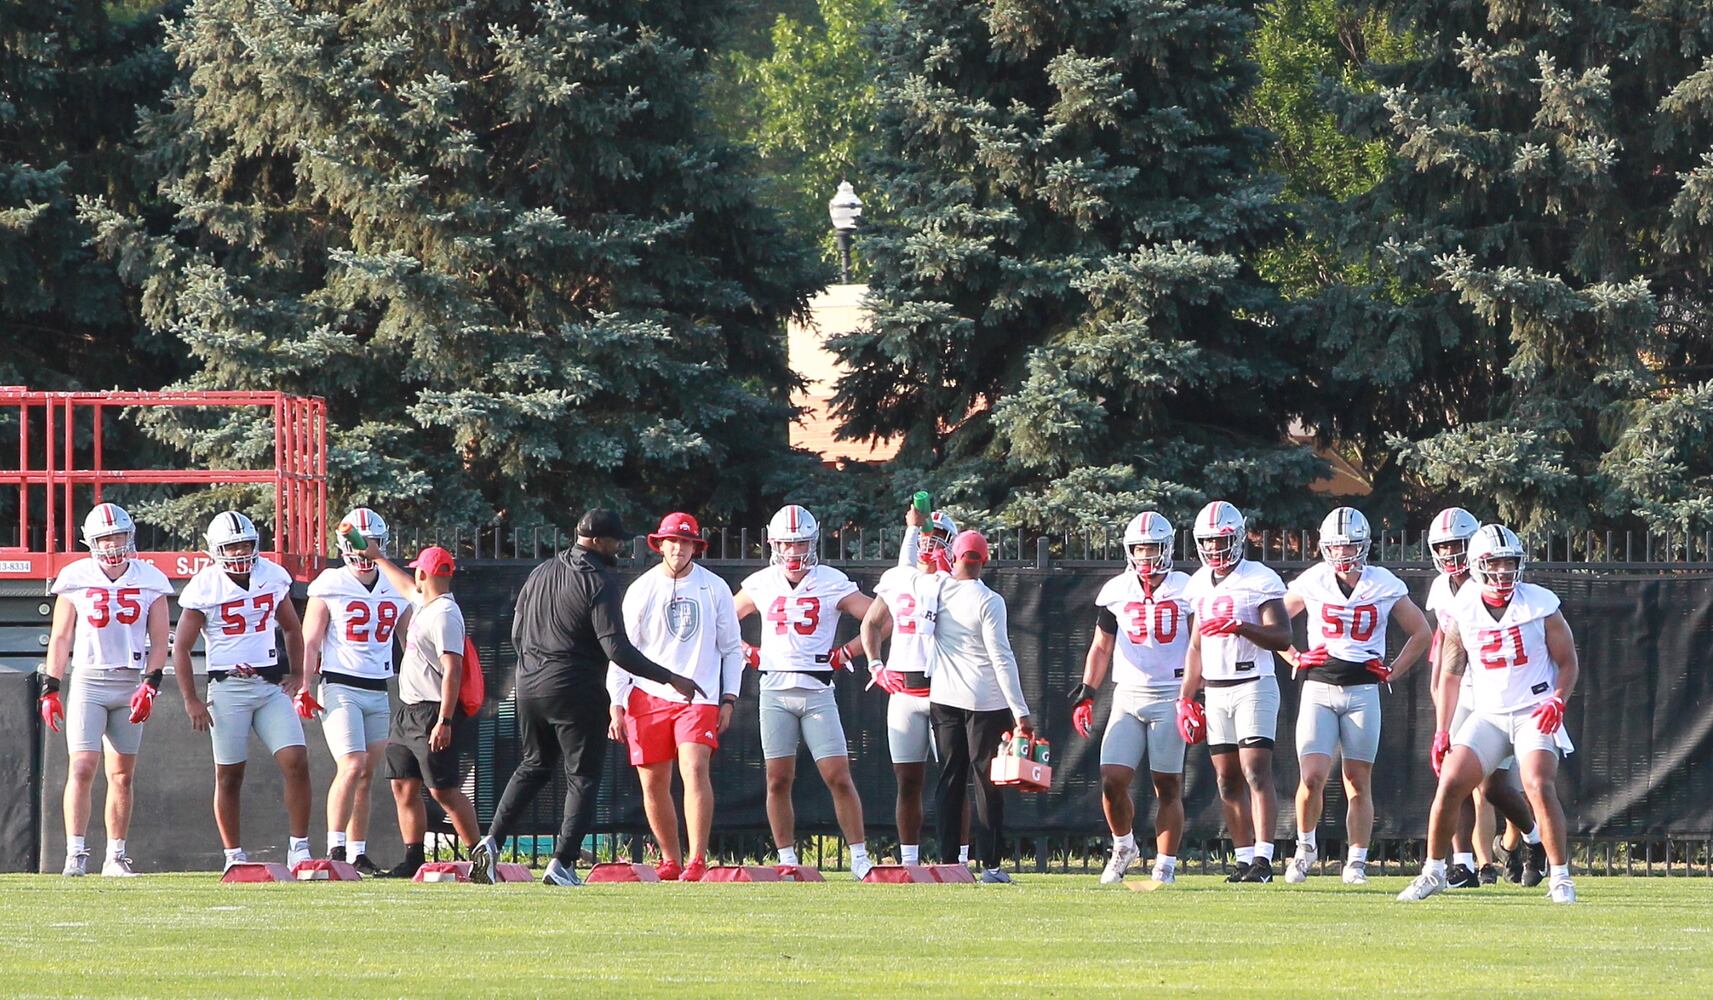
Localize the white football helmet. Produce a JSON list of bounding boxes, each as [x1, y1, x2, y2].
[[338, 507, 389, 573], [767, 504, 819, 573], [1427, 507, 1480, 575], [1192, 501, 1246, 571], [920, 510, 958, 556], [1318, 507, 1371, 573], [1467, 524, 1526, 603], [1123, 511, 1174, 575], [206, 510, 260, 574], [82, 503, 137, 568]]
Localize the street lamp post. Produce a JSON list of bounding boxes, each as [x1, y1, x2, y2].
[[828, 180, 863, 283]]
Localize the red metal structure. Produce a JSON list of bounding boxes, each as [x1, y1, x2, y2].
[[0, 389, 328, 581]]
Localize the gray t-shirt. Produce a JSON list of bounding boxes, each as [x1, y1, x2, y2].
[[400, 594, 466, 706]]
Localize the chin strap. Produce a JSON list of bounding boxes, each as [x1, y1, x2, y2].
[[1482, 589, 1511, 608]]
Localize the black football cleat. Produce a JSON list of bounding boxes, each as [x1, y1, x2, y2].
[[1446, 863, 1479, 888], [1226, 861, 1252, 883], [1477, 862, 1500, 885], [1240, 857, 1274, 883], [1521, 843, 1547, 887], [328, 845, 347, 863], [351, 853, 382, 876]]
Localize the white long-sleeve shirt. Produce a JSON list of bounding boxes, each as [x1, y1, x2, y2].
[[607, 562, 743, 707], [928, 577, 1029, 717]]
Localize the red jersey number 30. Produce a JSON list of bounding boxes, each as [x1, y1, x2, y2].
[[767, 596, 821, 636]]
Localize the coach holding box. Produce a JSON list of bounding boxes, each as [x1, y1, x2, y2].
[[930, 529, 1032, 883], [471, 509, 703, 886]]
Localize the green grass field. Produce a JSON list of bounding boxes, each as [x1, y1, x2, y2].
[[3, 872, 1706, 998]]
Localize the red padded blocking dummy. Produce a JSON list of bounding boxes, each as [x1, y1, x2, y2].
[[701, 865, 783, 883], [863, 865, 937, 884], [291, 859, 361, 881], [772, 865, 825, 882], [219, 863, 296, 883], [413, 861, 534, 883], [586, 863, 662, 883], [927, 864, 975, 883]]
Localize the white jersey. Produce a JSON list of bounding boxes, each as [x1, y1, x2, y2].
[[874, 564, 946, 676], [1184, 559, 1286, 682], [1441, 581, 1562, 713], [50, 558, 173, 671], [1425, 571, 1475, 696], [608, 563, 743, 706], [740, 564, 860, 692], [178, 557, 294, 669], [308, 566, 407, 680], [1094, 570, 1192, 690], [1287, 563, 1409, 662]]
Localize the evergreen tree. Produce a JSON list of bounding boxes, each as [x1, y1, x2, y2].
[[1, 1, 178, 390], [830, 0, 1321, 532], [1319, 0, 1713, 533], [84, 0, 820, 536]]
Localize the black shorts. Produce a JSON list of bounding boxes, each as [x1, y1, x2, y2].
[[386, 703, 469, 790]]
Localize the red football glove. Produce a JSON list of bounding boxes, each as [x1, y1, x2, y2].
[[128, 682, 159, 724], [40, 691, 64, 734], [1365, 658, 1392, 684], [1430, 730, 1452, 776], [828, 645, 856, 672], [293, 687, 324, 720], [1532, 695, 1566, 734], [1071, 699, 1094, 738], [1295, 646, 1330, 668], [870, 665, 908, 695], [741, 642, 761, 670], [1198, 616, 1241, 637], [1175, 698, 1207, 745]]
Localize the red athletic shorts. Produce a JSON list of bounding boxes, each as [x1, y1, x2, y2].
[[625, 689, 720, 766]]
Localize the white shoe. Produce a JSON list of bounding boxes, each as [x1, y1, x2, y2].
[[1548, 877, 1576, 903], [1150, 864, 1175, 884], [223, 849, 250, 872], [63, 851, 89, 877], [1284, 849, 1316, 884], [852, 856, 874, 881], [287, 846, 312, 869], [1341, 861, 1368, 885], [542, 858, 582, 886], [1100, 843, 1141, 884], [102, 855, 139, 877], [1396, 869, 1448, 901], [979, 868, 1013, 884]]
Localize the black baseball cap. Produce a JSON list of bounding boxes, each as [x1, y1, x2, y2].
[[576, 508, 628, 541]]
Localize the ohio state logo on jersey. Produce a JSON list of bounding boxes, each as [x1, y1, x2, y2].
[[666, 595, 701, 641]]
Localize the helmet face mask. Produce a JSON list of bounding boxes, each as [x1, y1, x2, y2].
[[82, 503, 138, 568], [767, 505, 819, 574], [1128, 542, 1171, 575], [1474, 555, 1521, 601], [1123, 511, 1174, 575], [1318, 507, 1371, 573], [1192, 501, 1245, 572], [770, 538, 816, 573], [215, 540, 258, 574], [1428, 507, 1479, 575], [88, 530, 136, 568], [337, 508, 389, 574], [206, 511, 260, 574], [1466, 525, 1526, 603], [1195, 533, 1243, 571], [1431, 540, 1468, 576]]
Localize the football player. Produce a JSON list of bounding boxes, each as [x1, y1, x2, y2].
[[1280, 507, 1431, 885], [173, 511, 311, 870], [1399, 525, 1580, 904], [1070, 511, 1192, 885], [302, 508, 409, 875], [1178, 501, 1292, 882], [40, 504, 174, 875], [858, 502, 963, 867], [1424, 508, 1542, 888], [607, 513, 744, 882], [733, 504, 875, 879]]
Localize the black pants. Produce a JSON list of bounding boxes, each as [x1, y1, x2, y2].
[[931, 702, 1013, 869], [488, 694, 608, 865]]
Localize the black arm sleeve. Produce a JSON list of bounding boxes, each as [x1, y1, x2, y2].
[[1096, 607, 1118, 636], [592, 576, 674, 684]]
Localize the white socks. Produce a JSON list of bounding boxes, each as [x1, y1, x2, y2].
[[777, 846, 800, 866], [224, 847, 246, 863], [1425, 858, 1447, 877], [1114, 831, 1137, 852], [1348, 846, 1368, 864], [850, 843, 869, 865], [900, 844, 919, 865], [289, 836, 310, 856], [1550, 863, 1570, 880], [1454, 852, 1476, 870], [1523, 825, 1542, 845], [68, 835, 87, 856], [109, 839, 127, 859], [328, 832, 346, 854], [958, 844, 970, 864], [1297, 830, 1317, 854], [1235, 846, 1256, 864], [349, 839, 366, 858], [1254, 842, 1275, 862], [1155, 854, 1177, 873]]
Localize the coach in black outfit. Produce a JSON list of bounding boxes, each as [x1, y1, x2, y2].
[[471, 509, 702, 886]]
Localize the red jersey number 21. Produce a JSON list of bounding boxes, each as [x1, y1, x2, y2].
[[1479, 626, 1529, 669]]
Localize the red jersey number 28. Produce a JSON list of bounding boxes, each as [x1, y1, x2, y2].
[[767, 596, 821, 636]]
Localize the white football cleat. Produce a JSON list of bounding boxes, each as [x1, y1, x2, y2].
[[1396, 869, 1448, 902], [1100, 843, 1141, 884], [1284, 848, 1316, 884], [852, 855, 874, 881], [1341, 861, 1368, 885], [541, 858, 582, 886], [62, 851, 89, 877], [102, 855, 139, 877], [1548, 877, 1576, 904], [1150, 864, 1175, 885]]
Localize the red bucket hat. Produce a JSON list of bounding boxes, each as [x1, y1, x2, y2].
[[647, 512, 707, 554]]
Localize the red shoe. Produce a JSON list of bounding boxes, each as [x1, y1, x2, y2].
[[655, 858, 683, 881], [681, 856, 707, 882]]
